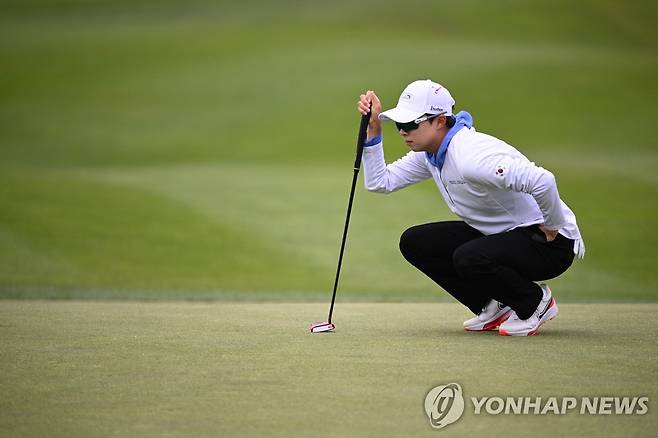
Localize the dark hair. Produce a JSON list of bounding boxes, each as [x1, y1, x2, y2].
[[428, 113, 456, 128]]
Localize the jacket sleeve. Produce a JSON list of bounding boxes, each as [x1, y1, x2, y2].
[[361, 140, 432, 193], [461, 152, 567, 230]]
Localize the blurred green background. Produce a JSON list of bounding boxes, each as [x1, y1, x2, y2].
[[1, 0, 657, 301]]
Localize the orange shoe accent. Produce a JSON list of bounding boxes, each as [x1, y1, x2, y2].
[[482, 312, 511, 331], [465, 311, 511, 332]]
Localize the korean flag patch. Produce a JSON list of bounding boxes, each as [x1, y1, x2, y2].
[[495, 164, 507, 177]]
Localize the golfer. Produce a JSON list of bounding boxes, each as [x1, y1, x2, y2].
[[357, 79, 585, 336]]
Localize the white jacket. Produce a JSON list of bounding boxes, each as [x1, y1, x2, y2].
[[362, 126, 586, 258]]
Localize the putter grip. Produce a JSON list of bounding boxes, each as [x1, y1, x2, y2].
[[353, 111, 371, 170]]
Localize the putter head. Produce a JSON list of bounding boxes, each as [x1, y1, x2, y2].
[[310, 321, 335, 333]]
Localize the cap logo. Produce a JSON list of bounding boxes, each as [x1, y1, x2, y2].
[[434, 86, 443, 94], [400, 93, 413, 101], [430, 106, 444, 112]]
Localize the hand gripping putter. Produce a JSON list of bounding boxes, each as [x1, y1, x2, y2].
[[310, 110, 371, 333]]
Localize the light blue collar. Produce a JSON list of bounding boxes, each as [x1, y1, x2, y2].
[[426, 111, 473, 169]]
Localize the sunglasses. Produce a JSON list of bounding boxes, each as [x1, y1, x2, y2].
[[395, 114, 441, 132]]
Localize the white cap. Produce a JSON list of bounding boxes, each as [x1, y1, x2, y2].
[[379, 79, 455, 123]]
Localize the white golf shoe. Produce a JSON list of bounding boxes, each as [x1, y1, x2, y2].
[[499, 284, 558, 336], [463, 299, 512, 331]]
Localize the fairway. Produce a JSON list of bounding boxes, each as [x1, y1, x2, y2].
[[1, 0, 657, 302], [1, 1, 657, 437], [1, 301, 656, 437]]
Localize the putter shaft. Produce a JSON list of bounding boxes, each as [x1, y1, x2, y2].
[[327, 111, 371, 323]]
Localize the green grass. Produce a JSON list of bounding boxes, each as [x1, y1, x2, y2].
[[1, 3, 656, 436], [1, 301, 656, 437], [1, 158, 656, 301], [1, 0, 657, 301]]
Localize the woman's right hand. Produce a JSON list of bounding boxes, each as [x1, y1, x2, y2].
[[357, 90, 382, 141]]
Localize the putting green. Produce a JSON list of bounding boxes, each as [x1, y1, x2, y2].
[[1, 301, 656, 437]]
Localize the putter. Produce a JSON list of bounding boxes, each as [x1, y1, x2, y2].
[[310, 109, 371, 333]]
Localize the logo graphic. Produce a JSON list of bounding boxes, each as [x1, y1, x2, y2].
[[422, 383, 650, 429], [401, 93, 413, 101], [424, 383, 465, 429], [495, 165, 506, 177]]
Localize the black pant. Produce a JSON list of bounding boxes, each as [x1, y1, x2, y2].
[[399, 221, 575, 319]]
